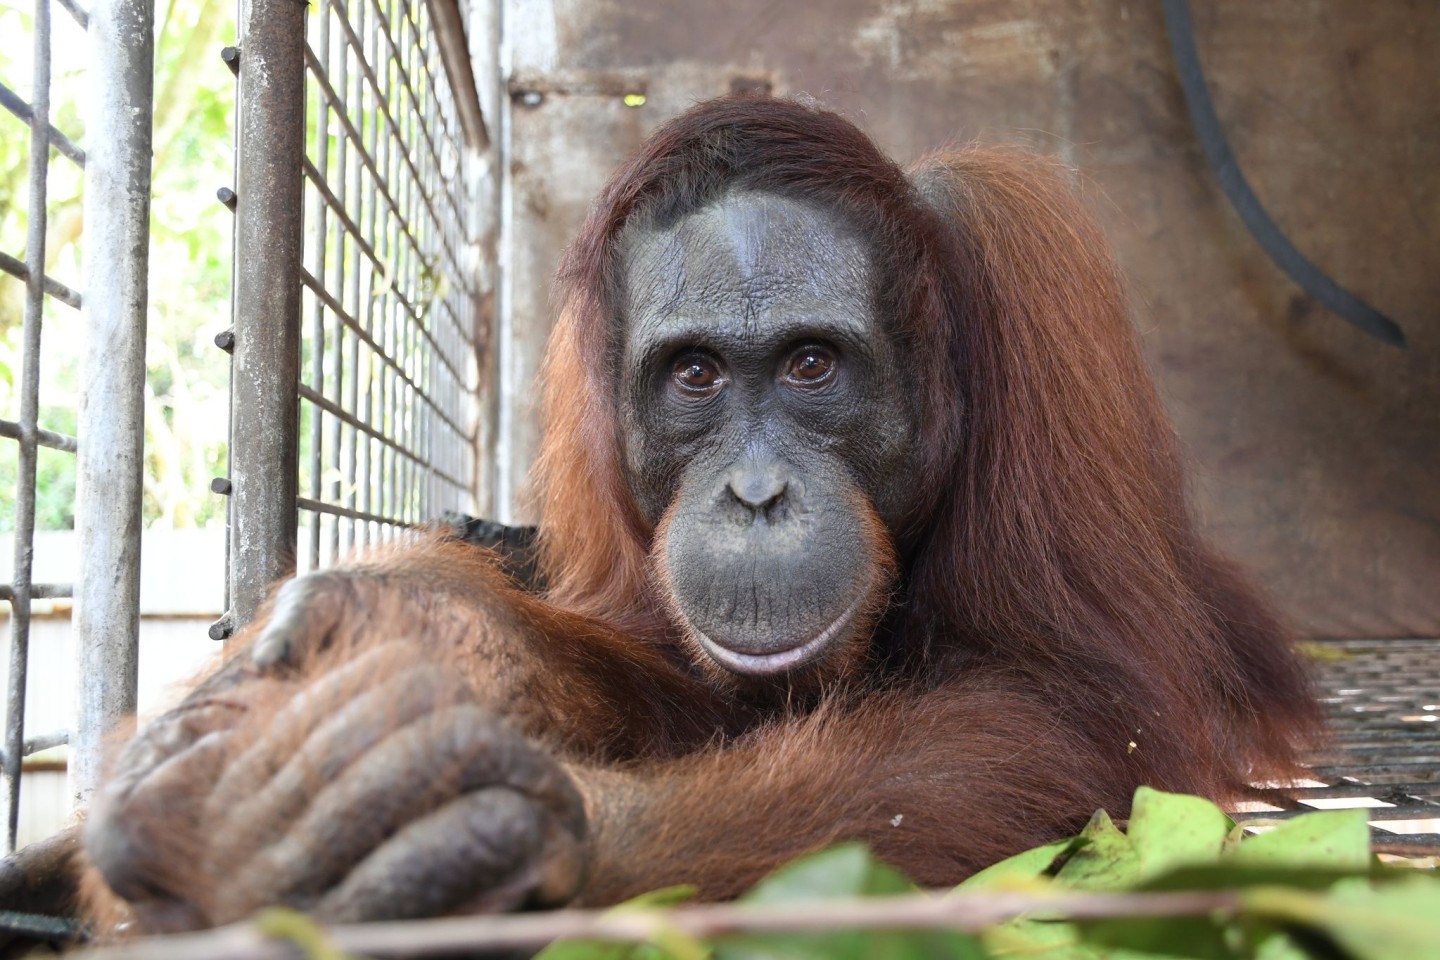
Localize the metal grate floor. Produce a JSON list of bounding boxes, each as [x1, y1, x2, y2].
[[1246, 638, 1440, 857]]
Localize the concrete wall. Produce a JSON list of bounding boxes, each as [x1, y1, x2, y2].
[[492, 0, 1440, 639]]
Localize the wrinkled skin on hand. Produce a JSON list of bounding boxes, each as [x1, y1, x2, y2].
[[84, 573, 588, 934]]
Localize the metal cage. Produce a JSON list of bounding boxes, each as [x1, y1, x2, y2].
[[0, 0, 1434, 874], [0, 0, 153, 851], [0, 0, 493, 851], [212, 0, 493, 637]]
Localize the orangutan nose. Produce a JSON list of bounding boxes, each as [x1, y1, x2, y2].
[[725, 461, 790, 517]]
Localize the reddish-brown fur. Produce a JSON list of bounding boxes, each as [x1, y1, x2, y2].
[[70, 97, 1316, 927], [528, 97, 1315, 895]]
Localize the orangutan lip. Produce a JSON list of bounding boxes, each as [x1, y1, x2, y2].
[[692, 588, 870, 677]]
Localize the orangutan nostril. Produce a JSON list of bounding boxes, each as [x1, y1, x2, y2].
[[724, 462, 790, 519]]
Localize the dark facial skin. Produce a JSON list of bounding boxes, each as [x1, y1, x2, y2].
[[617, 192, 923, 681]]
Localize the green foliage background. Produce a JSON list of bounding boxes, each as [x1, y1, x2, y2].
[[0, 0, 235, 532]]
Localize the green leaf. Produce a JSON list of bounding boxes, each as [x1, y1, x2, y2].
[[1126, 787, 1232, 880], [1237, 921, 1313, 960], [957, 837, 1079, 891], [718, 846, 985, 960], [1245, 876, 1440, 960], [537, 940, 695, 960], [535, 887, 700, 960], [985, 917, 1169, 959], [715, 928, 987, 960], [1053, 811, 1141, 891], [1079, 906, 1238, 960], [1230, 809, 1372, 871], [1139, 862, 1372, 893], [741, 844, 915, 904], [1238, 880, 1440, 960], [252, 908, 359, 960], [617, 886, 701, 909]]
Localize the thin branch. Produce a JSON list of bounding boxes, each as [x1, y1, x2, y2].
[[73, 888, 1243, 960]]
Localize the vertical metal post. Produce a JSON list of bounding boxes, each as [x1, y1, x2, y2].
[[70, 0, 155, 810], [229, 0, 307, 627], [467, 0, 501, 521], [2, 0, 53, 853]]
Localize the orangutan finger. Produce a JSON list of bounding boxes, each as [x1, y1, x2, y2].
[[209, 642, 420, 803], [207, 664, 461, 863], [250, 571, 357, 671], [313, 787, 554, 921], [221, 707, 566, 917], [86, 730, 231, 904], [104, 703, 241, 804]]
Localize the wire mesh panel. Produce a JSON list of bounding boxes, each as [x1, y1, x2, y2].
[[297, 0, 480, 571], [220, 0, 487, 632]]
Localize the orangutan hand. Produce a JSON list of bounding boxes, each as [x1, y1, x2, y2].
[[84, 635, 587, 933]]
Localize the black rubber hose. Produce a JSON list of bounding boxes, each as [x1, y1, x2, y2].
[[1162, 0, 1407, 347]]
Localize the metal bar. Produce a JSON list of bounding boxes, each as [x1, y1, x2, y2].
[[494, 0, 516, 521], [299, 159, 465, 383], [3, 0, 52, 854], [55, 0, 88, 28], [23, 728, 68, 756], [332, 4, 359, 564], [228, 0, 307, 628], [423, 0, 486, 149], [0, 250, 83, 309], [297, 495, 410, 528], [298, 384, 468, 493], [278, 0, 482, 557], [69, 0, 154, 807], [398, 0, 469, 230], [0, 81, 87, 166], [343, 58, 366, 556], [0, 418, 77, 453], [467, 0, 497, 517], [1309, 761, 1440, 776], [0, 730, 71, 772], [1239, 804, 1440, 824], [0, 584, 74, 601], [1254, 782, 1440, 801], [301, 49, 467, 344], [298, 267, 470, 441], [305, 0, 331, 573], [308, 6, 466, 291]]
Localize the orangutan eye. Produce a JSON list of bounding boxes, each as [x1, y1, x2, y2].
[[783, 346, 836, 386], [672, 353, 726, 394]]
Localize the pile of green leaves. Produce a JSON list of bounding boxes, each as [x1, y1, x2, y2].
[[539, 787, 1440, 960]]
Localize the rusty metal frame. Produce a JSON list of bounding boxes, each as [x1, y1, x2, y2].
[[215, 0, 487, 636]]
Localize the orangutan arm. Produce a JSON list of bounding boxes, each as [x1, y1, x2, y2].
[[80, 537, 726, 933], [572, 680, 1130, 904]]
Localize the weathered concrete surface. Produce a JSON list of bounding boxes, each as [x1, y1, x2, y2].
[[498, 0, 1440, 639]]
